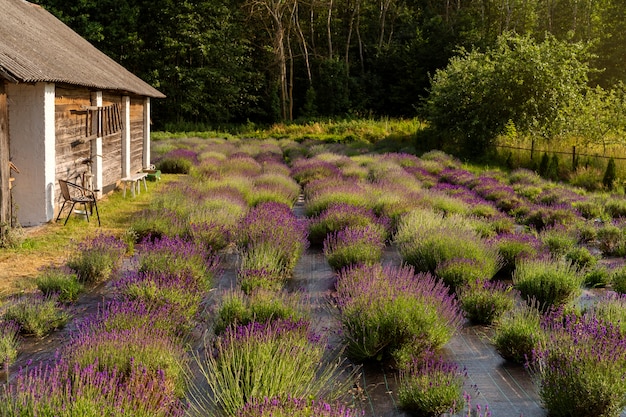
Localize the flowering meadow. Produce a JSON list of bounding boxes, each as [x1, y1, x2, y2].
[[4, 136, 626, 416]]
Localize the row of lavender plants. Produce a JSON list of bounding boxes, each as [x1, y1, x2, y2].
[[151, 139, 360, 416], [292, 146, 626, 416], [0, 232, 220, 416], [294, 152, 485, 415]]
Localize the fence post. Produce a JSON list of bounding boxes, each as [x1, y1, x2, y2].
[[572, 146, 577, 171], [530, 139, 535, 161]]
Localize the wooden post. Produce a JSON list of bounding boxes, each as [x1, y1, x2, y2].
[[572, 146, 577, 171], [0, 81, 9, 235], [530, 139, 535, 161]]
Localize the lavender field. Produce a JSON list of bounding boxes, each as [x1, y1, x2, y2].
[[3, 137, 626, 416]]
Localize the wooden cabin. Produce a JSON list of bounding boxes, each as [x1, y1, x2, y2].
[[0, 0, 165, 228]]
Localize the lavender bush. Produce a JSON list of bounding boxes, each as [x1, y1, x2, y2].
[[335, 264, 463, 366], [459, 280, 516, 325], [308, 203, 389, 246], [398, 353, 466, 416], [137, 235, 220, 287], [236, 202, 308, 275], [2, 293, 69, 338], [35, 266, 84, 303], [492, 302, 544, 364], [0, 358, 185, 416], [396, 209, 500, 288], [68, 325, 187, 397], [188, 319, 355, 416], [213, 289, 308, 335], [513, 258, 583, 309], [0, 321, 19, 367], [66, 234, 126, 284], [323, 225, 386, 271], [113, 269, 205, 324], [530, 312, 626, 417]]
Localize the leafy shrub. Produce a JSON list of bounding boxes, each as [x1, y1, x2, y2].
[[398, 353, 465, 416], [605, 198, 626, 219], [492, 303, 544, 364], [2, 294, 69, 338], [513, 258, 583, 309], [335, 264, 463, 365], [36, 267, 84, 303], [530, 312, 626, 417], [66, 234, 126, 284], [459, 281, 516, 325], [187, 319, 354, 416], [569, 167, 603, 192], [323, 225, 385, 270]]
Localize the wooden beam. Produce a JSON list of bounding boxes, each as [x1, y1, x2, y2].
[[0, 81, 10, 235]]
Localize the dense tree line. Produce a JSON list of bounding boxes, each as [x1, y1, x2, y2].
[[33, 0, 626, 134]]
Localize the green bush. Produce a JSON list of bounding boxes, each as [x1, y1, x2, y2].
[[459, 281, 516, 325], [610, 265, 626, 294], [0, 321, 20, 366], [213, 289, 307, 335], [396, 209, 500, 284], [3, 294, 70, 338], [584, 266, 611, 288], [597, 224, 626, 256], [603, 157, 617, 190], [492, 303, 544, 364], [513, 258, 583, 309], [35, 267, 84, 303], [67, 235, 126, 284], [156, 157, 192, 174], [398, 354, 465, 416], [564, 246, 597, 270]]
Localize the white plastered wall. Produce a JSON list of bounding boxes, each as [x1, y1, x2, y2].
[[8, 82, 56, 226], [121, 95, 131, 178], [143, 97, 150, 168], [91, 92, 103, 198]]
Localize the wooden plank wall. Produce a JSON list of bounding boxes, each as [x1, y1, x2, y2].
[[54, 88, 146, 199], [102, 93, 122, 190], [130, 98, 145, 173], [0, 81, 9, 233]]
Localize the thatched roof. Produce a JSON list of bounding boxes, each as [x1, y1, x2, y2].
[[0, 0, 165, 98]]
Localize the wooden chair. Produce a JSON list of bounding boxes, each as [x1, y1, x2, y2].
[[56, 179, 100, 226]]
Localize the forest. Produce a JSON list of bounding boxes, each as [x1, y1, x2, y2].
[[32, 0, 626, 158]]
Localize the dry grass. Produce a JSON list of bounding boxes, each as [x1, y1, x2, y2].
[[0, 175, 179, 297]]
